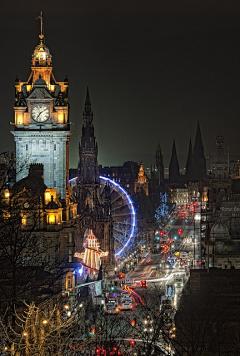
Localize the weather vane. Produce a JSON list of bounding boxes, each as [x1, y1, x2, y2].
[[36, 11, 43, 37]]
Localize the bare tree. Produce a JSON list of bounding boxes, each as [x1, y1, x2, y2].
[[0, 154, 70, 328], [173, 289, 240, 356]]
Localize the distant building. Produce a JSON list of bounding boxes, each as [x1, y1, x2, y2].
[[205, 220, 240, 269], [99, 161, 139, 197], [208, 135, 231, 209]]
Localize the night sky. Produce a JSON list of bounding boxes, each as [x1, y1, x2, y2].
[[1, 1, 240, 170]]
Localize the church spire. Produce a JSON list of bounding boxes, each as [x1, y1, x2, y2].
[[78, 89, 99, 185], [169, 139, 180, 183], [185, 139, 194, 181], [84, 87, 92, 117]]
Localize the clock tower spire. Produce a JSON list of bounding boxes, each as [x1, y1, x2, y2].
[[11, 21, 71, 200]]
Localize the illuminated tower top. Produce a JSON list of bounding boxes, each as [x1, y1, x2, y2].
[[138, 162, 147, 184], [14, 12, 68, 105], [32, 12, 52, 68]]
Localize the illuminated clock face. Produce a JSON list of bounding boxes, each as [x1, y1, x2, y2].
[[32, 104, 50, 122]]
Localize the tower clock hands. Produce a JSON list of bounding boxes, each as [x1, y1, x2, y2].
[[36, 107, 48, 120]]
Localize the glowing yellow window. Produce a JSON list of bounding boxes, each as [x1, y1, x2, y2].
[[22, 216, 27, 225], [15, 112, 23, 125], [49, 214, 55, 224], [58, 112, 65, 123]]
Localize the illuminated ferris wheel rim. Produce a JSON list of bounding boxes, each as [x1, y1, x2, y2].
[[99, 176, 137, 257], [68, 176, 137, 257]]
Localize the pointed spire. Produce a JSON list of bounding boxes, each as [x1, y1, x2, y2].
[[155, 142, 163, 160], [194, 121, 204, 157], [169, 139, 180, 183], [156, 142, 161, 153], [185, 139, 194, 180], [84, 87, 92, 116]]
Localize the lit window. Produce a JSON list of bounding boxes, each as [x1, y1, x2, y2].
[[49, 215, 55, 224], [22, 216, 27, 225]]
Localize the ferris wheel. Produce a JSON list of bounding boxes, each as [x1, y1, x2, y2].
[[99, 176, 137, 258]]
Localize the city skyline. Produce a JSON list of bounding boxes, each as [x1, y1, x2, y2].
[[1, 1, 240, 169]]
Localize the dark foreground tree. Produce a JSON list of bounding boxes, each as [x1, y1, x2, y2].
[[173, 287, 240, 356]]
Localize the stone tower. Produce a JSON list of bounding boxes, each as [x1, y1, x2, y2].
[[11, 29, 71, 200], [77, 90, 114, 269], [208, 135, 231, 208]]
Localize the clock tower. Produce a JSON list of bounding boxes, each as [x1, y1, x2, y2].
[[11, 29, 71, 200]]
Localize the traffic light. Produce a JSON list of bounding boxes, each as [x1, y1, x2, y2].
[[110, 285, 115, 291], [90, 327, 96, 336], [95, 348, 106, 355], [178, 228, 182, 235], [131, 319, 136, 326], [160, 231, 164, 236], [130, 340, 135, 347], [109, 347, 121, 355], [156, 236, 160, 241]]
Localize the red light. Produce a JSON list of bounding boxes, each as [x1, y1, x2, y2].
[[113, 347, 117, 351], [130, 304, 134, 309], [198, 261, 201, 265], [186, 204, 190, 208], [178, 229, 182, 235], [131, 320, 136, 326], [193, 202, 197, 207], [160, 231, 164, 236], [96, 349, 100, 354], [130, 340, 135, 346]]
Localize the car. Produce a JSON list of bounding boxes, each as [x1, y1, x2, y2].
[[125, 278, 135, 288], [120, 298, 134, 310], [140, 280, 147, 288]]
